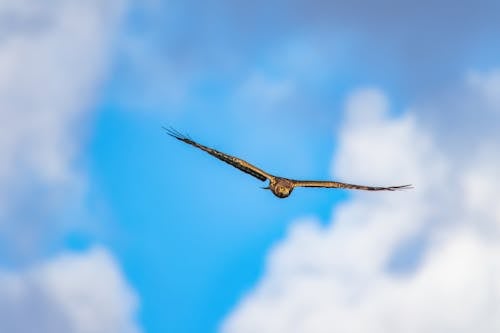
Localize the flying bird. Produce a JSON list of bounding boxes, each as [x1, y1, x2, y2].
[[164, 127, 412, 198]]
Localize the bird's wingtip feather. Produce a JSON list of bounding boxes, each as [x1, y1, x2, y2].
[[391, 184, 413, 190], [163, 126, 191, 141]]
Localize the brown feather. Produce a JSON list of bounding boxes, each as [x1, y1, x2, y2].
[[164, 127, 271, 182], [291, 180, 412, 191]]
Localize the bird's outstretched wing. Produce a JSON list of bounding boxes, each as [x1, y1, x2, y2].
[[291, 180, 412, 191], [164, 127, 272, 182]]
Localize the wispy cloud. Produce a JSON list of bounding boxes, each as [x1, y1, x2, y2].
[[119, 0, 500, 108], [222, 69, 500, 333]]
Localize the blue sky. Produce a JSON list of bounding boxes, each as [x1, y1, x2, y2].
[[1, 1, 500, 333]]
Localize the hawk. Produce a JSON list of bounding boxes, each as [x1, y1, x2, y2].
[[165, 127, 412, 198]]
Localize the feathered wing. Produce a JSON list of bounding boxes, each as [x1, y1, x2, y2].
[[164, 127, 272, 182], [291, 179, 412, 191]]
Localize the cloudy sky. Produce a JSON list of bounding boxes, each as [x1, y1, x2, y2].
[[1, 1, 500, 332]]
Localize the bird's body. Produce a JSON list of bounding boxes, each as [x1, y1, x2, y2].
[[165, 127, 412, 198]]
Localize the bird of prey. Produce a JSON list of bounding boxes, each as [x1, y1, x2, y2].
[[165, 127, 412, 198]]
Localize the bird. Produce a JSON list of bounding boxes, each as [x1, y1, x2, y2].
[[164, 127, 412, 198]]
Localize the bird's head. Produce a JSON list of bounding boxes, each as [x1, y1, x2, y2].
[[266, 178, 294, 198]]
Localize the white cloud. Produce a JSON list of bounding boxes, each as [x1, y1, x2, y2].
[[0, 247, 140, 333], [0, 3, 141, 331], [467, 69, 500, 108], [0, 0, 126, 258], [222, 71, 500, 333]]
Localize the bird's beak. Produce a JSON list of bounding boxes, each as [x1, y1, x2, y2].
[[261, 186, 270, 190]]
